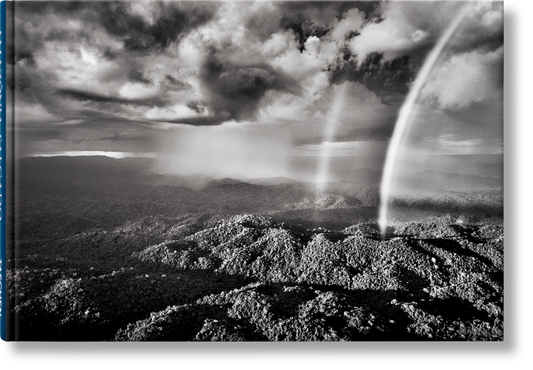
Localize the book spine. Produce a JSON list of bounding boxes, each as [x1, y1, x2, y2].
[[0, 0, 6, 342]]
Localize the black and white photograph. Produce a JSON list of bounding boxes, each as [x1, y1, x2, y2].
[[5, 0, 504, 341]]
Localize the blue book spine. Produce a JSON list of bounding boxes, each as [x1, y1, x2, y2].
[[0, 0, 6, 342]]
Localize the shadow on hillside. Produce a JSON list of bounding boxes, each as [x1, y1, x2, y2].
[[9, 266, 254, 341], [116, 265, 494, 341], [397, 267, 491, 321], [402, 236, 496, 271], [117, 281, 416, 341], [424, 238, 495, 269], [11, 258, 495, 341]]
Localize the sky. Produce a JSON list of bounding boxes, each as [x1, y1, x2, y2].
[[8, 0, 503, 184]]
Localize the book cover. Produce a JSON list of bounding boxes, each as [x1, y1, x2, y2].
[[2, 0, 503, 341]]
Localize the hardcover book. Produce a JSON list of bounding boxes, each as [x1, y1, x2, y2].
[[1, 0, 503, 341]]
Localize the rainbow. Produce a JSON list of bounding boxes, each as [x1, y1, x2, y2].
[[315, 82, 349, 192], [378, 7, 468, 236]]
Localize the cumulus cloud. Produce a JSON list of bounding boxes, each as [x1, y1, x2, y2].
[[330, 8, 365, 43], [420, 47, 503, 110], [347, 1, 454, 63], [348, 1, 502, 64]]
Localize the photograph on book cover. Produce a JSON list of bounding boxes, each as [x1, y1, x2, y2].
[[3, 0, 503, 341]]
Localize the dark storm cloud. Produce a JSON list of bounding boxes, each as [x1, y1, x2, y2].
[[277, 1, 379, 24], [56, 88, 166, 108], [95, 1, 218, 52], [198, 52, 302, 121], [14, 1, 219, 53], [16, 1, 89, 15], [329, 52, 414, 96]]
